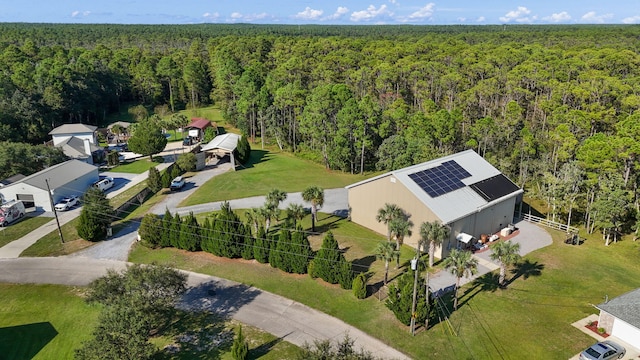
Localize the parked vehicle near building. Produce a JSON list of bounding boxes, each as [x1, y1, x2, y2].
[[170, 176, 185, 191], [0, 200, 25, 226], [93, 177, 114, 192], [54, 195, 79, 211]]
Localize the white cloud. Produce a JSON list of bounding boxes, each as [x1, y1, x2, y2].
[[295, 7, 323, 20], [407, 3, 435, 20], [581, 11, 613, 23], [326, 7, 349, 20], [350, 5, 392, 22], [499, 6, 535, 23], [543, 11, 571, 23], [203, 12, 220, 21], [476, 16, 486, 22], [71, 10, 91, 18], [457, 17, 466, 22], [230, 12, 243, 19], [228, 12, 269, 22], [389, 0, 398, 4], [622, 15, 640, 24]]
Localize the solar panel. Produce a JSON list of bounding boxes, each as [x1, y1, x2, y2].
[[408, 160, 472, 198]]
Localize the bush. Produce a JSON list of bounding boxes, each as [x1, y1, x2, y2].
[[176, 152, 197, 172], [235, 134, 251, 164], [352, 273, 367, 299], [138, 214, 163, 248], [76, 188, 114, 242], [231, 326, 248, 360], [107, 151, 120, 166], [147, 167, 162, 193]]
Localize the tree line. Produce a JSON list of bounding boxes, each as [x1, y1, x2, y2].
[[2, 24, 640, 238]]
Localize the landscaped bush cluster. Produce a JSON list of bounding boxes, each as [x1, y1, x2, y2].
[[147, 162, 186, 194], [138, 202, 354, 288], [385, 270, 436, 327]]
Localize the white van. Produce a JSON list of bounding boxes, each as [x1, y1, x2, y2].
[[94, 177, 114, 192], [0, 200, 26, 226]]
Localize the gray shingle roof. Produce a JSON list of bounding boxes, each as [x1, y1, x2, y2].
[[598, 288, 640, 329], [49, 124, 97, 135]]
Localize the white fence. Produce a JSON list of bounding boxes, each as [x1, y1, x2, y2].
[[519, 213, 579, 234]]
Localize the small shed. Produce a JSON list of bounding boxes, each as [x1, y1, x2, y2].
[[185, 118, 216, 141], [597, 288, 640, 348], [0, 160, 99, 212], [201, 133, 241, 170]]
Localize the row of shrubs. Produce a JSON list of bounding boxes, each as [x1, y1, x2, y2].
[[138, 202, 360, 293]]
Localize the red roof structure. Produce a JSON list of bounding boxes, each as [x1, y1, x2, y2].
[[187, 118, 214, 130]]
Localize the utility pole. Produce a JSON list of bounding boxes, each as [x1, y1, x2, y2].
[[410, 257, 419, 336], [425, 270, 430, 330], [45, 179, 64, 244]]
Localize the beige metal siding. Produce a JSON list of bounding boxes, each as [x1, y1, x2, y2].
[[349, 177, 518, 260], [348, 175, 439, 249]]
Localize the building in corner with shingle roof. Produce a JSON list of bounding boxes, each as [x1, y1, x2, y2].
[[346, 149, 523, 259], [49, 124, 102, 164], [597, 288, 640, 347], [0, 160, 98, 212]]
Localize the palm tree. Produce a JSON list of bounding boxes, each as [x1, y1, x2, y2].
[[302, 186, 324, 232], [286, 203, 306, 228], [266, 188, 287, 210], [489, 240, 521, 287], [245, 208, 263, 235], [389, 217, 413, 267], [420, 221, 450, 268], [375, 241, 399, 285], [261, 205, 279, 232], [442, 249, 478, 310], [376, 203, 403, 242]]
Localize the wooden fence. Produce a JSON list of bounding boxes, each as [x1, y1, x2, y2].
[[519, 213, 579, 234]]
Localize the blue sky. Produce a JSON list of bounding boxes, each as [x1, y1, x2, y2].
[[1, 1, 639, 25]]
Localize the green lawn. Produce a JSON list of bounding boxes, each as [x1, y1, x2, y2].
[[109, 158, 163, 174], [0, 284, 100, 360], [130, 213, 640, 359], [0, 216, 51, 248], [180, 149, 372, 206], [0, 283, 299, 360]]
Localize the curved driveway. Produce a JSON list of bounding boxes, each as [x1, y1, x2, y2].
[[0, 256, 409, 360]]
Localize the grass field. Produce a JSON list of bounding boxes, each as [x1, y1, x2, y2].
[[0, 216, 51, 248], [0, 283, 299, 360], [109, 158, 163, 174], [180, 148, 372, 206], [129, 212, 640, 359], [0, 284, 100, 360]]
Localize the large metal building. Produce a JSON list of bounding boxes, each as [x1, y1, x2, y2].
[[0, 160, 99, 212], [346, 150, 523, 259]]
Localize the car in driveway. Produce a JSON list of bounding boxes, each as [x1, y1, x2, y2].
[[170, 176, 185, 191], [580, 340, 626, 360], [94, 177, 114, 192], [54, 195, 79, 211]]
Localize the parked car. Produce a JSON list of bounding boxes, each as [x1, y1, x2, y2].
[[54, 195, 80, 211], [170, 176, 185, 191], [0, 200, 25, 226], [94, 177, 114, 192], [183, 136, 193, 146], [580, 341, 626, 360]]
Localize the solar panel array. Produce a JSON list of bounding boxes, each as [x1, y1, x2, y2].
[[408, 160, 472, 198]]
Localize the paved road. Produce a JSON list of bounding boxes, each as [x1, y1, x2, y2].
[[0, 257, 410, 360]]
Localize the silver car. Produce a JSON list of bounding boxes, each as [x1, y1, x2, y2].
[[580, 341, 626, 360]]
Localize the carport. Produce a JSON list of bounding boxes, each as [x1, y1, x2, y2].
[[200, 133, 241, 170]]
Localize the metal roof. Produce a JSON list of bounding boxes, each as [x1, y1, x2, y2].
[[48, 123, 97, 135], [347, 149, 523, 224], [56, 137, 102, 158], [9, 160, 98, 191], [187, 118, 213, 130], [201, 133, 241, 152], [597, 288, 640, 330]]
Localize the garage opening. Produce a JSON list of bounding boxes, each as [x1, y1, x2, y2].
[[16, 194, 35, 210]]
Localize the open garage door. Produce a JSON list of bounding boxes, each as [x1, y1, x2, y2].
[[16, 194, 35, 210]]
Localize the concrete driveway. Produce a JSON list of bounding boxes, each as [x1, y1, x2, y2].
[[429, 220, 553, 296], [0, 257, 410, 360]]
